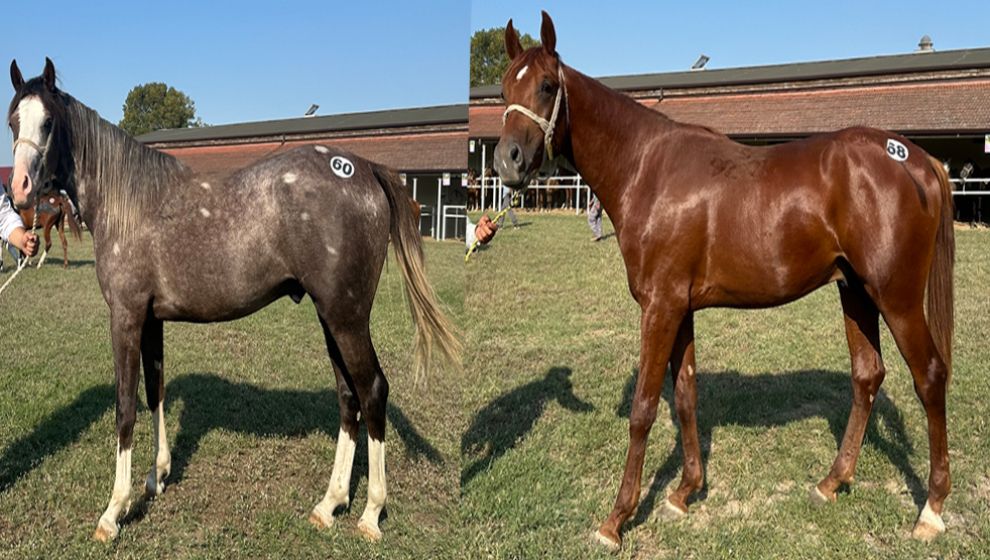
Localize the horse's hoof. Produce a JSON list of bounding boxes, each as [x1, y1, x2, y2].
[[660, 498, 687, 520], [144, 474, 165, 499], [911, 503, 945, 542], [357, 519, 382, 541], [93, 518, 118, 543], [309, 507, 334, 530], [809, 485, 834, 506], [592, 529, 621, 553]]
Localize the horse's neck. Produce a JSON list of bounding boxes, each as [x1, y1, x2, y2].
[[563, 68, 675, 232], [68, 100, 186, 240]]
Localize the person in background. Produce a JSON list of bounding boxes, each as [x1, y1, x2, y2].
[[496, 183, 519, 228], [588, 193, 603, 242]]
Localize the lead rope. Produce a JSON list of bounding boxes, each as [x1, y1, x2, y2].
[[0, 204, 40, 297], [464, 191, 521, 262]]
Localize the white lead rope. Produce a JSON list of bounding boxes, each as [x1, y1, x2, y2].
[[0, 205, 39, 297]]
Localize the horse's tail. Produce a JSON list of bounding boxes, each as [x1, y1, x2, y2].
[[925, 155, 955, 384], [373, 164, 462, 378]]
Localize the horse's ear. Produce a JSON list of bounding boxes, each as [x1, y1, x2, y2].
[[540, 11, 557, 55], [505, 19, 523, 61], [43, 57, 56, 91], [10, 60, 23, 91]]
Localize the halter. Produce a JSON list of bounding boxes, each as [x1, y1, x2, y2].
[[502, 64, 567, 161], [12, 137, 45, 157]]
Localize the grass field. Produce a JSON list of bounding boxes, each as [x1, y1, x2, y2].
[[463, 213, 989, 559], [0, 233, 464, 559], [1, 215, 988, 559]]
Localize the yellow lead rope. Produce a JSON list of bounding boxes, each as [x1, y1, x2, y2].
[[465, 192, 520, 262]]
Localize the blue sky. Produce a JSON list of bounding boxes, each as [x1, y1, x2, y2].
[[473, 1, 990, 78], [2, 0, 468, 166]]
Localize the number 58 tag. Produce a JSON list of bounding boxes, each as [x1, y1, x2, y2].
[[886, 139, 909, 162]]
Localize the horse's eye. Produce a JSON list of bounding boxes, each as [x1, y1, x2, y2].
[[43, 118, 52, 131], [540, 79, 554, 95]]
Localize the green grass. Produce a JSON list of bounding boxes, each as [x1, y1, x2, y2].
[[0, 233, 465, 559], [463, 213, 990, 559], [2, 215, 988, 559]]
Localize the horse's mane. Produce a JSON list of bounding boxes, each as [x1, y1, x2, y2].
[[62, 94, 189, 238]]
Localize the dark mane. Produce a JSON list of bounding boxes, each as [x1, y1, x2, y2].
[[10, 76, 190, 237]]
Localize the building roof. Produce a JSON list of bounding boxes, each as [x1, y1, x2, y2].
[[138, 104, 467, 145], [162, 131, 466, 180], [469, 78, 990, 138], [470, 46, 990, 98]]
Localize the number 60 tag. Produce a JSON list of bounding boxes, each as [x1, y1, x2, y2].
[[885, 139, 909, 162], [331, 156, 355, 178]]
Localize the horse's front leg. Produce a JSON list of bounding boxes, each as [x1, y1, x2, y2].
[[93, 306, 145, 542], [596, 301, 686, 551]]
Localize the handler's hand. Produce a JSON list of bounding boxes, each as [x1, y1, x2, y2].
[[475, 214, 498, 245], [21, 232, 39, 257]]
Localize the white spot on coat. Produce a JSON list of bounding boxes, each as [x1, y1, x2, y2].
[[516, 65, 529, 81], [112, 243, 120, 256], [314, 145, 330, 154], [301, 212, 310, 221], [200, 182, 211, 190], [199, 208, 211, 218], [283, 173, 298, 184], [326, 246, 338, 255]]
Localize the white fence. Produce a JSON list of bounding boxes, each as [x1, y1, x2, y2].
[[467, 175, 592, 214], [950, 178, 990, 196]]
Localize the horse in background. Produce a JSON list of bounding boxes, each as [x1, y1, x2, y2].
[[17, 191, 81, 268]]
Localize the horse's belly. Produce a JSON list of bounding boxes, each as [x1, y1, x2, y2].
[[150, 271, 301, 322]]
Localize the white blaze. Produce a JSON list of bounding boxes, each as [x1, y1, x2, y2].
[[516, 65, 529, 81], [12, 97, 48, 192]]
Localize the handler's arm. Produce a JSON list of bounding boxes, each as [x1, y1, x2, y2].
[[0, 194, 38, 256]]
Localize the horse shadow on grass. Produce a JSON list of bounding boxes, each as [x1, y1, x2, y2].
[[614, 368, 925, 530], [461, 367, 594, 487], [0, 373, 441, 503]]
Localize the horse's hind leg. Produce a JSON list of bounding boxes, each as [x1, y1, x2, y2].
[[311, 311, 389, 541], [141, 316, 171, 498], [665, 313, 703, 516], [309, 315, 361, 529], [878, 303, 950, 541], [812, 282, 885, 504]]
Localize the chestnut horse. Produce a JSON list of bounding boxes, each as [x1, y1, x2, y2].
[[8, 59, 460, 543], [495, 12, 953, 549], [18, 191, 81, 268]]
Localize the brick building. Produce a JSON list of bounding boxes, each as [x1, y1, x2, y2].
[[470, 46, 990, 221]]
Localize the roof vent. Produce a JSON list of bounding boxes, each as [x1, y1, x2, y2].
[[304, 104, 319, 117], [691, 54, 710, 71], [917, 35, 934, 53]]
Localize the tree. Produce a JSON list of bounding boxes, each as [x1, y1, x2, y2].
[[118, 83, 203, 136], [470, 26, 539, 87]]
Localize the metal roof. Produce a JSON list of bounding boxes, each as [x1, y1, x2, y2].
[[470, 46, 990, 98], [138, 103, 468, 144]]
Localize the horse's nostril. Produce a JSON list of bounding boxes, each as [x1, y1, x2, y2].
[[510, 145, 521, 163]]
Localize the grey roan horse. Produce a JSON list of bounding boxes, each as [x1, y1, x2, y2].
[[7, 59, 460, 542]]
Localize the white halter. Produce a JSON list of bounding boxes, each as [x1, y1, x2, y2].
[[12, 137, 45, 157], [502, 65, 566, 160]]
